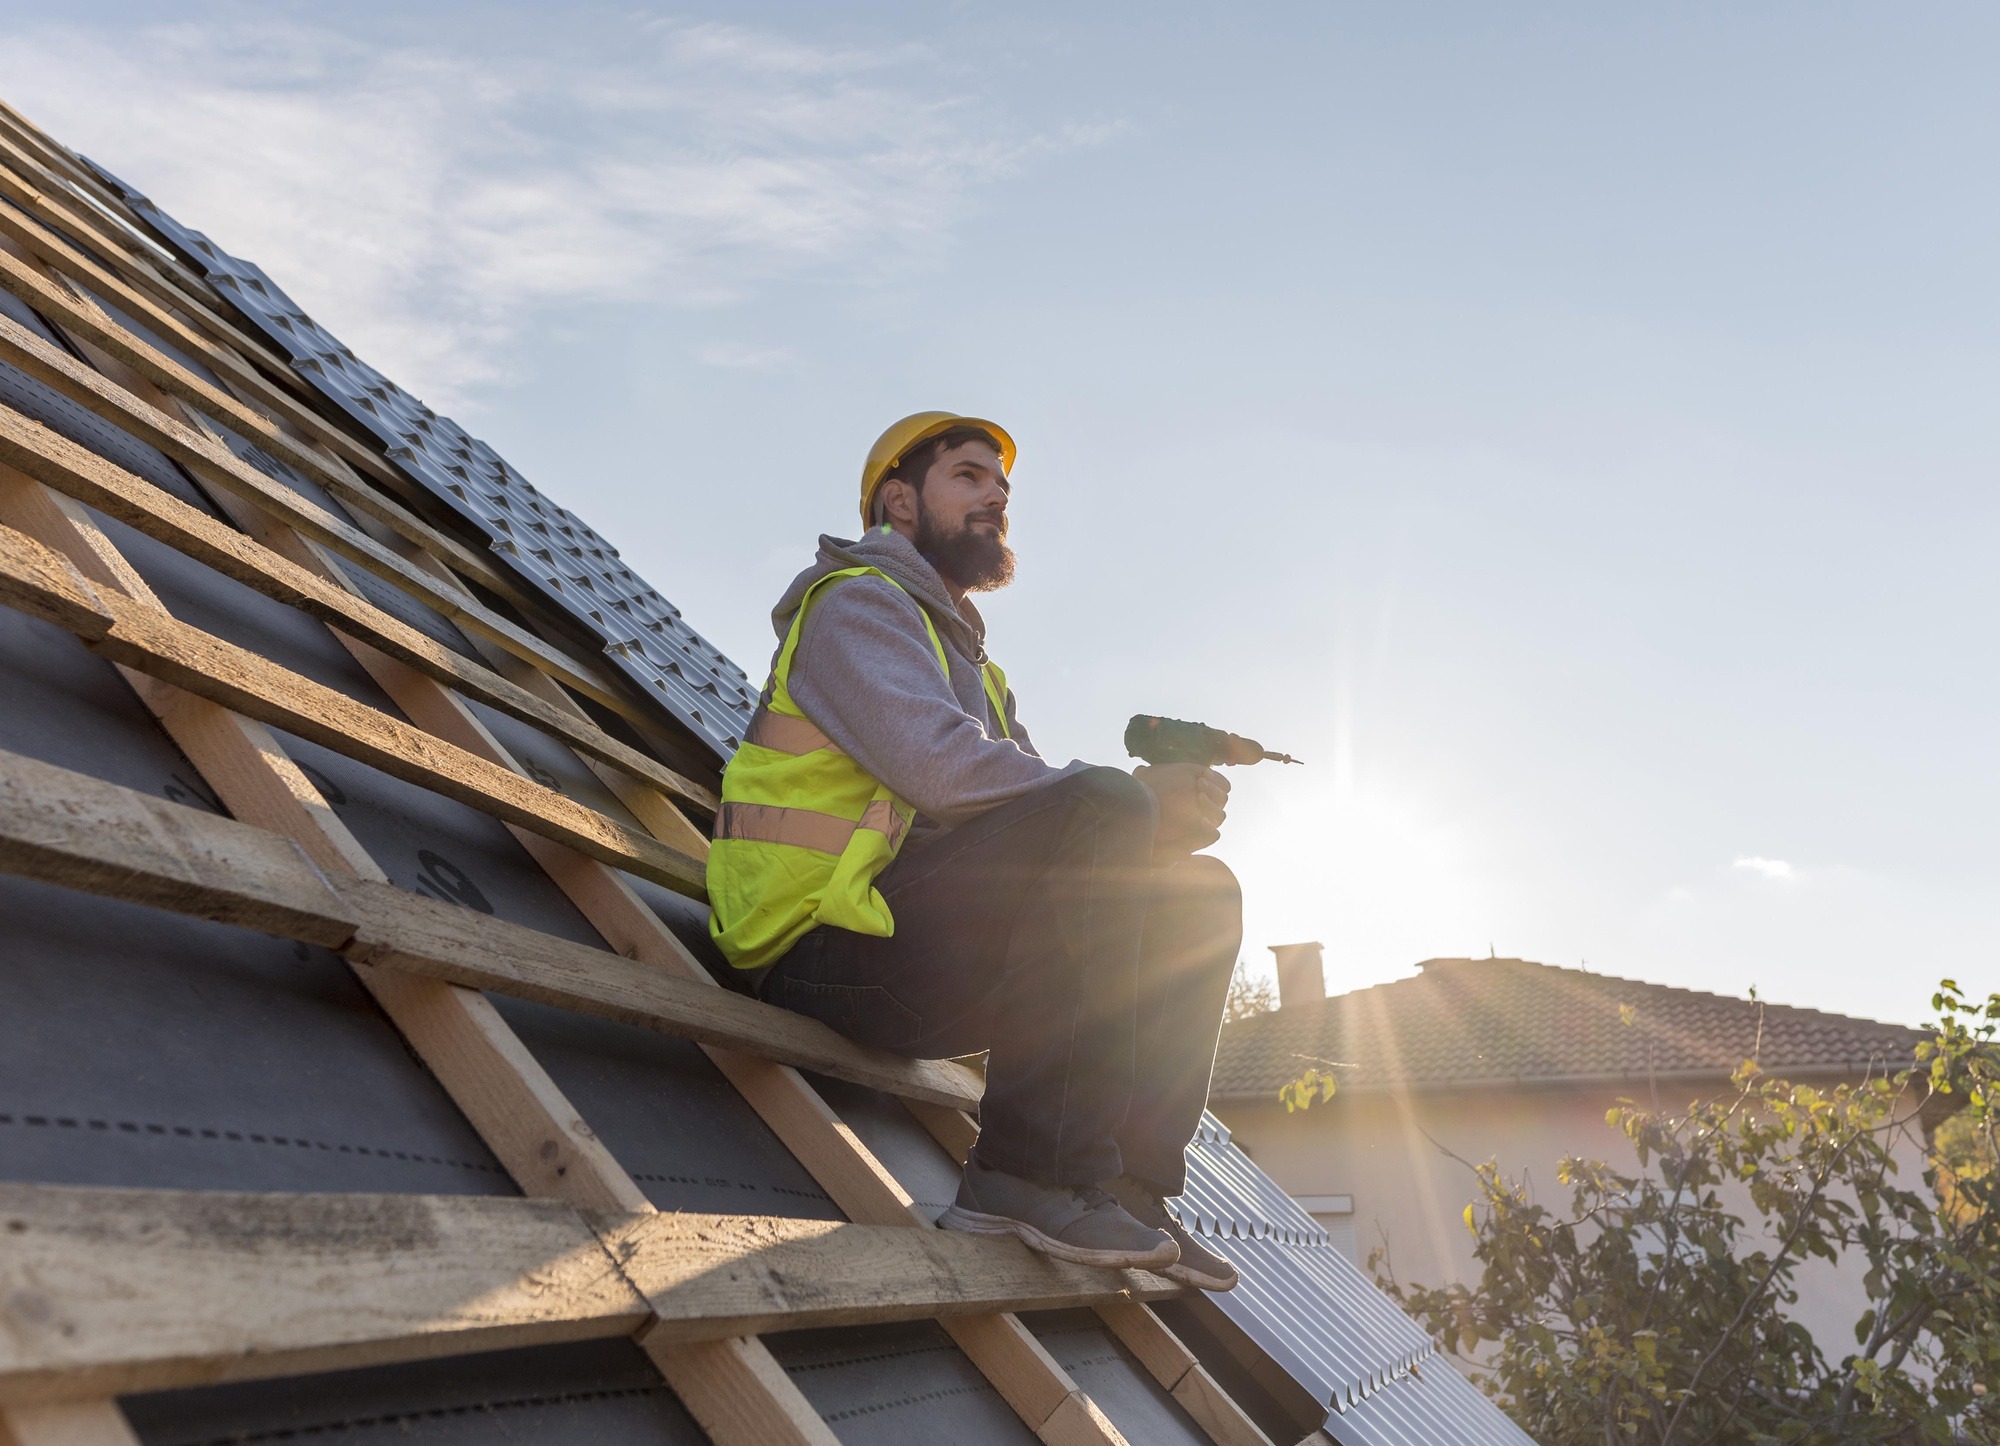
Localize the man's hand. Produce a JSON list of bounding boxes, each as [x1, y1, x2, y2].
[[1133, 762, 1229, 860]]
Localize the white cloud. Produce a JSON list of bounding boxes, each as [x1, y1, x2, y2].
[[1732, 855, 1797, 881], [0, 16, 1091, 405]]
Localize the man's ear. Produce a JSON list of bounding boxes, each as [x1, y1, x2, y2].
[[879, 477, 920, 529]]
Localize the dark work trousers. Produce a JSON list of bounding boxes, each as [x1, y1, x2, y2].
[[761, 767, 1241, 1194]]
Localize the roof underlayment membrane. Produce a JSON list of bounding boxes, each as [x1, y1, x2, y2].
[[0, 114, 1534, 1443]]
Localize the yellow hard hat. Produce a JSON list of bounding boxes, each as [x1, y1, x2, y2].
[[859, 411, 1016, 528]]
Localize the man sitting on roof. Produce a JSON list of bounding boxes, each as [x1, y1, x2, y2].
[[708, 412, 1240, 1291]]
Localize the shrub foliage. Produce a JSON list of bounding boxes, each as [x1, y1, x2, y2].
[[1369, 982, 2000, 1444]]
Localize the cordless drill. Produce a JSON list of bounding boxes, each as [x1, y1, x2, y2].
[[1123, 715, 1303, 768]]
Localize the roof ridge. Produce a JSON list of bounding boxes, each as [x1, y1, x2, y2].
[[1286, 957, 1922, 1034]]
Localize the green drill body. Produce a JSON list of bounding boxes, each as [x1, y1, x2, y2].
[[1123, 715, 1302, 768]]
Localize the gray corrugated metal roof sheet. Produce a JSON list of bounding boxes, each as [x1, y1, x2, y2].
[[84, 161, 758, 761], [1174, 1114, 1538, 1443]]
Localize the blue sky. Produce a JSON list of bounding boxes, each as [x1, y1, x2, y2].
[[4, 1, 1993, 1025]]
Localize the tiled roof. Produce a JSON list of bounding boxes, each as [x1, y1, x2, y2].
[[1211, 957, 1924, 1101]]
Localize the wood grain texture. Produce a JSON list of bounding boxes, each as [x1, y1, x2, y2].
[[0, 450, 1137, 1446], [0, 109, 301, 384], [0, 472, 657, 1216], [0, 170, 334, 455], [1172, 1367, 1278, 1446], [0, 1402, 142, 1446], [904, 1099, 982, 1163], [0, 406, 714, 810], [0, 736, 976, 1114], [339, 877, 983, 1109], [641, 1336, 839, 1446], [0, 319, 643, 724], [903, 1103, 1268, 1445], [0, 743, 355, 944], [1090, 1301, 1195, 1389], [1092, 1301, 1276, 1446], [602, 1211, 1177, 1341], [0, 520, 705, 896], [356, 967, 654, 1215], [0, 359, 821, 1433], [0, 1184, 647, 1405], [0, 230, 514, 608], [1040, 1391, 1133, 1446], [0, 451, 387, 890]]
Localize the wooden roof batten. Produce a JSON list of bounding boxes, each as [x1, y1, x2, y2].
[[0, 95, 1284, 1446]]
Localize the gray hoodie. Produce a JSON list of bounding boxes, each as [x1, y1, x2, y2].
[[765, 529, 1089, 842]]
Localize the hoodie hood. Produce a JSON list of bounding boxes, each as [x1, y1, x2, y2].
[[772, 529, 989, 665]]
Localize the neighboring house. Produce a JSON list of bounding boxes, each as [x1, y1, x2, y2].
[[1210, 952, 1928, 1354]]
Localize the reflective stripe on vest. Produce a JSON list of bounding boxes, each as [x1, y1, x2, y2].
[[743, 709, 834, 756], [706, 565, 1011, 972], [715, 798, 910, 853]]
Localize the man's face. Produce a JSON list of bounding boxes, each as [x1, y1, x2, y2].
[[912, 440, 1014, 593]]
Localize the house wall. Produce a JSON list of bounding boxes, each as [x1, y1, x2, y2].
[[1215, 1078, 1922, 1359]]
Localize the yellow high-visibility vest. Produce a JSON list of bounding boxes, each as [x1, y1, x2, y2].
[[708, 567, 1009, 972]]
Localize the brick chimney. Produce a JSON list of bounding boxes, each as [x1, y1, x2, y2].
[[1268, 942, 1325, 1009]]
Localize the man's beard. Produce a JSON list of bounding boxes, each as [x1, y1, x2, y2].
[[915, 503, 1016, 593]]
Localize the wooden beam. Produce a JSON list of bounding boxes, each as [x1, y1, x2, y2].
[[0, 740, 353, 944], [605, 1211, 1176, 1342], [0, 518, 706, 896], [1094, 1304, 1275, 1446], [0, 1403, 141, 1446], [1, 215, 611, 655], [0, 315, 649, 727], [0, 162, 320, 429], [0, 105, 246, 325], [0, 460, 854, 1445], [0, 141, 461, 504], [0, 742, 980, 1111], [0, 1184, 648, 1406], [0, 410, 715, 812], [0, 1179, 1180, 1414], [0, 430, 834, 1440], [296, 588, 860, 1446], [643, 1338, 839, 1446], [0, 471, 655, 1215], [0, 237, 498, 595], [912, 1104, 1277, 1446], [0, 135, 619, 640], [438, 619, 718, 850], [337, 877, 982, 1109]]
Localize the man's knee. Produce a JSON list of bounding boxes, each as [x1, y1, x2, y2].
[[1055, 765, 1158, 827], [1165, 853, 1242, 914]]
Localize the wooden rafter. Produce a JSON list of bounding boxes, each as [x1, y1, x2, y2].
[[0, 403, 713, 809], [0, 440, 824, 1443], [0, 305, 667, 739], [0, 741, 980, 1110], [0, 1182, 1176, 1407]]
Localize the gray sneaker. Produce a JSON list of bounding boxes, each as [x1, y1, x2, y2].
[[938, 1157, 1180, 1271], [1108, 1177, 1241, 1292]]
